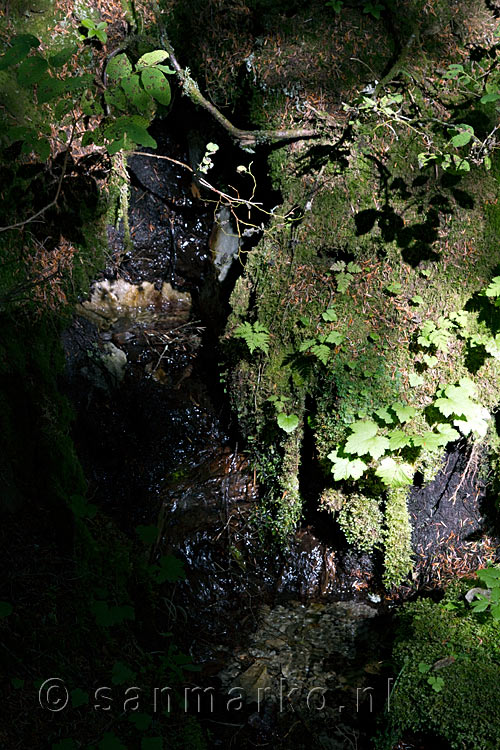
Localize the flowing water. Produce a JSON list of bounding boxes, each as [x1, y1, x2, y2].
[[62, 115, 492, 749]]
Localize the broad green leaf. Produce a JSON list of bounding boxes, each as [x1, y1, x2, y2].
[[375, 407, 393, 425], [49, 46, 77, 67], [107, 53, 132, 81], [450, 130, 472, 147], [412, 431, 444, 451], [375, 457, 414, 487], [277, 412, 299, 433], [129, 713, 153, 731], [121, 73, 151, 111], [409, 373, 424, 387], [325, 331, 344, 345], [418, 662, 431, 673], [454, 408, 490, 438], [137, 50, 170, 68], [37, 77, 66, 104], [328, 450, 367, 481], [385, 282, 402, 294], [150, 554, 186, 584], [0, 36, 38, 70], [344, 420, 389, 459], [141, 68, 171, 106], [485, 276, 500, 298], [480, 92, 500, 104], [477, 566, 500, 587], [105, 87, 128, 112], [434, 378, 477, 417], [485, 335, 500, 359], [112, 660, 136, 686], [388, 429, 412, 450], [436, 423, 460, 443], [17, 55, 48, 85], [322, 307, 338, 322], [392, 402, 417, 423], [411, 295, 424, 306], [64, 73, 94, 91], [471, 598, 489, 613], [423, 354, 438, 367]]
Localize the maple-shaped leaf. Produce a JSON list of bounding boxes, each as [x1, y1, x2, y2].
[[375, 457, 414, 488], [375, 407, 394, 425], [344, 420, 389, 459], [423, 354, 438, 367], [409, 372, 424, 387], [325, 331, 344, 345], [388, 429, 412, 450], [327, 450, 367, 481], [485, 276, 500, 298], [434, 378, 477, 418], [454, 406, 490, 438], [412, 431, 445, 451], [436, 423, 460, 443], [485, 335, 500, 359], [392, 402, 417, 423]]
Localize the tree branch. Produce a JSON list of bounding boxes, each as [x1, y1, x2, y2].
[[161, 37, 318, 148]]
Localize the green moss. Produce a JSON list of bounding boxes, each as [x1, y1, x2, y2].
[[382, 487, 413, 587], [337, 492, 384, 552], [381, 592, 500, 750]]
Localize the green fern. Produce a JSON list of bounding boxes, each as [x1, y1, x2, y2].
[[233, 321, 270, 355]]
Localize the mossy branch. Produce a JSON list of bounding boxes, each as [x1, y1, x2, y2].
[[162, 37, 318, 148]]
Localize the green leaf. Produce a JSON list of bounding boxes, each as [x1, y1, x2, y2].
[[130, 713, 153, 731], [105, 87, 128, 112], [150, 554, 186, 584], [375, 407, 394, 425], [277, 412, 299, 433], [322, 307, 338, 322], [336, 272, 352, 293], [0, 601, 13, 618], [137, 50, 170, 68], [471, 598, 489, 613], [71, 688, 89, 707], [121, 73, 152, 111], [49, 46, 77, 67], [17, 55, 48, 85], [0, 38, 34, 70], [450, 130, 472, 147], [411, 295, 424, 306], [107, 53, 133, 81], [324, 330, 344, 345], [418, 662, 431, 674], [435, 423, 460, 443], [392, 402, 416, 423], [327, 450, 367, 481], [112, 660, 136, 686], [346, 262, 362, 273], [434, 378, 477, 417], [344, 420, 389, 459], [135, 524, 158, 544], [477, 565, 500, 588], [91, 601, 135, 626], [37, 77, 66, 104], [375, 457, 414, 487], [233, 321, 269, 355], [385, 282, 402, 295], [422, 354, 438, 367], [69, 494, 97, 519], [388, 429, 412, 450], [141, 68, 171, 106], [485, 276, 500, 298], [480, 92, 500, 104], [409, 373, 424, 387], [412, 431, 444, 452]]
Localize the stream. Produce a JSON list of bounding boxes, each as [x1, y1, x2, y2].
[[61, 114, 492, 750]]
